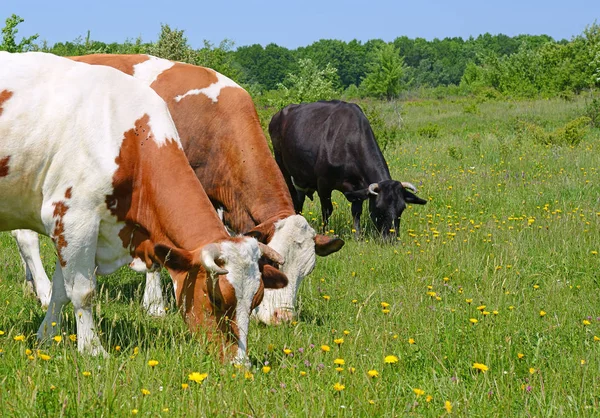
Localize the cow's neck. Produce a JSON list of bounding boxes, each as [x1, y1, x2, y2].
[[176, 98, 295, 234], [109, 114, 228, 255]]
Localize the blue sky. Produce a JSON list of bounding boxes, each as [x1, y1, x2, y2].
[[1, 1, 598, 49]]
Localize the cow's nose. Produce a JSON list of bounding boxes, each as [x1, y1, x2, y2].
[[272, 308, 294, 324]]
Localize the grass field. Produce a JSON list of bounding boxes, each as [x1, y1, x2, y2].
[[0, 95, 599, 417]]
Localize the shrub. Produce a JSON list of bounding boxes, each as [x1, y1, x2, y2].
[[463, 102, 480, 114], [584, 94, 600, 128], [417, 123, 441, 138]]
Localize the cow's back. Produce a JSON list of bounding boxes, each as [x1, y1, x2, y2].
[[0, 52, 179, 233]]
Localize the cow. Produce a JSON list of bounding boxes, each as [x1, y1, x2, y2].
[[11, 54, 344, 325], [269, 100, 427, 238], [0, 52, 287, 362]]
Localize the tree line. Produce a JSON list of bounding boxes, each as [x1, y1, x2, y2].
[[2, 14, 599, 101]]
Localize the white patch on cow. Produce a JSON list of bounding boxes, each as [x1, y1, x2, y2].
[[174, 70, 242, 103], [129, 257, 148, 272], [142, 270, 166, 317], [252, 215, 316, 325], [132, 55, 174, 86], [218, 238, 261, 363]]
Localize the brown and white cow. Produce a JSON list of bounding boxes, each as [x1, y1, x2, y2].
[[13, 54, 344, 324], [0, 52, 286, 362]]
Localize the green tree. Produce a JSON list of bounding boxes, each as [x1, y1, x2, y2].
[[1, 14, 38, 52], [361, 43, 405, 99], [273, 58, 338, 107], [195, 39, 241, 80], [148, 24, 194, 63]]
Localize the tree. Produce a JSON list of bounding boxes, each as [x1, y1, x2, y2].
[[273, 58, 338, 107], [147, 24, 194, 63], [1, 14, 38, 52], [361, 43, 405, 99]]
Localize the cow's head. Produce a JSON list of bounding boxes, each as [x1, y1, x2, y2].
[[246, 214, 344, 325], [154, 237, 288, 363], [345, 180, 427, 237]]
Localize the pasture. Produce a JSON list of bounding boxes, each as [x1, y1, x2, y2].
[[0, 95, 599, 417]]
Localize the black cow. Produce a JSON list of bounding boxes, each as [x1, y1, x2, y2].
[[269, 100, 427, 238]]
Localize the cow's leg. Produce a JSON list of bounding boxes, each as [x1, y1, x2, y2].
[[142, 269, 166, 317], [11, 229, 52, 308], [351, 201, 364, 238], [317, 182, 334, 230], [38, 213, 106, 356]]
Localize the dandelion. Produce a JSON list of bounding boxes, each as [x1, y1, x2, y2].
[[115, 345, 121, 351], [262, 366, 271, 373], [351, 299, 358, 304], [181, 383, 189, 389], [188, 372, 208, 384], [283, 348, 292, 355], [594, 336, 600, 341], [465, 299, 473, 304], [509, 306, 514, 310], [583, 320, 591, 326], [322, 295, 330, 301], [413, 388, 425, 396], [382, 309, 390, 314], [51, 322, 56, 327], [408, 338, 415, 344], [333, 382, 345, 392], [334, 358, 345, 366], [381, 302, 390, 308], [581, 359, 586, 365], [367, 370, 379, 378], [476, 305, 486, 311], [131, 410, 138, 415], [492, 310, 499, 315], [82, 371, 91, 377], [141, 388, 150, 396], [444, 400, 453, 413], [426, 395, 433, 402], [384, 355, 399, 364], [13, 334, 25, 342], [321, 345, 331, 352], [53, 335, 62, 343], [533, 284, 540, 289], [38, 353, 51, 361], [482, 311, 490, 316], [335, 367, 344, 372], [539, 310, 547, 317], [368, 399, 375, 405], [529, 367, 536, 374], [472, 363, 489, 372], [517, 353, 525, 359], [469, 318, 478, 324], [244, 370, 254, 381], [334, 338, 344, 346], [299, 371, 307, 376], [148, 360, 159, 367], [0, 330, 4, 335], [69, 334, 77, 342], [25, 349, 32, 356], [343, 330, 350, 335], [348, 367, 356, 373]]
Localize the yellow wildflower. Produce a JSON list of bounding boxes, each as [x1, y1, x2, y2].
[[334, 338, 344, 345], [381, 302, 390, 308], [69, 334, 77, 342], [333, 382, 345, 392], [472, 363, 489, 372], [469, 318, 478, 324], [593, 336, 600, 341], [181, 383, 189, 389], [334, 358, 345, 366], [444, 400, 452, 413], [82, 371, 91, 377], [38, 353, 51, 361], [322, 295, 330, 301], [408, 338, 415, 344], [583, 320, 591, 326], [13, 334, 25, 342], [262, 366, 271, 374], [518, 353, 525, 359], [141, 388, 150, 396], [426, 395, 433, 402], [25, 349, 32, 356], [188, 372, 208, 384], [348, 367, 356, 373], [53, 336, 62, 343], [539, 310, 547, 317], [367, 369, 379, 378], [131, 410, 138, 415], [384, 355, 399, 364], [465, 299, 473, 304], [476, 305, 486, 311], [529, 368, 535, 374], [283, 348, 292, 355], [148, 360, 159, 367], [321, 345, 331, 352], [244, 370, 254, 381], [299, 371, 307, 376], [413, 388, 425, 396]]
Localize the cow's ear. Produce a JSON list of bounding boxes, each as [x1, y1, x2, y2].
[[246, 222, 275, 243], [314, 235, 345, 256], [261, 264, 289, 289], [344, 189, 369, 202], [154, 244, 198, 271], [402, 189, 428, 205]]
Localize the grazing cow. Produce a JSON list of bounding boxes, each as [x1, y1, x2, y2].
[[269, 100, 427, 237], [0, 52, 287, 362], [12, 54, 344, 325]]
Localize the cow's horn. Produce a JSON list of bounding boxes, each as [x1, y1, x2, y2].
[[401, 182, 418, 193], [258, 242, 285, 265], [200, 243, 229, 275], [368, 183, 379, 196]]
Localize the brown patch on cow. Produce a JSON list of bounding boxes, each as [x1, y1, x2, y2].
[[70, 54, 150, 76], [51, 188, 73, 267], [0, 90, 13, 117], [0, 156, 10, 177]]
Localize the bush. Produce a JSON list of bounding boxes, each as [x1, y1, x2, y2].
[[515, 116, 591, 146], [463, 102, 480, 114], [417, 123, 441, 138], [584, 94, 600, 128]]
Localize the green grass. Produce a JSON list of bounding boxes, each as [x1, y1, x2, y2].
[[1, 96, 599, 417]]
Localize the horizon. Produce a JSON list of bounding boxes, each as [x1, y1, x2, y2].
[[1, 1, 598, 50]]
